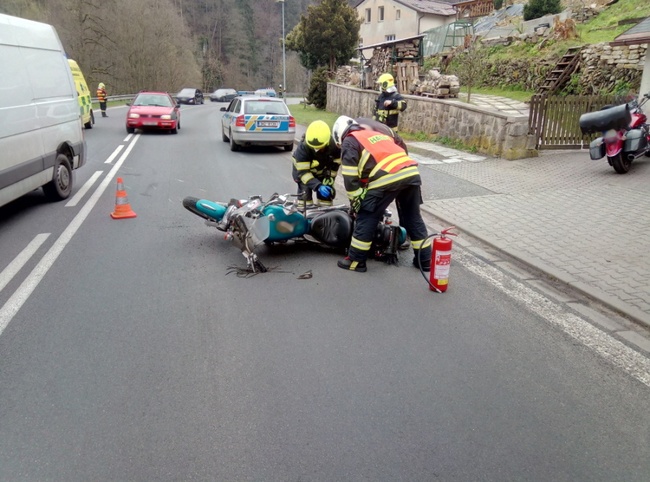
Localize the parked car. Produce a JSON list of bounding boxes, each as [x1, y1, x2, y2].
[[254, 88, 277, 97], [210, 88, 237, 102], [220, 96, 295, 152], [126, 91, 181, 134], [175, 87, 204, 105]]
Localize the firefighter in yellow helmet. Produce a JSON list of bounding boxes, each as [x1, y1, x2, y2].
[[373, 73, 406, 130], [291, 120, 342, 207]]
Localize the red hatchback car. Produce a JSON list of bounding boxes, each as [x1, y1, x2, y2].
[[126, 91, 181, 134]]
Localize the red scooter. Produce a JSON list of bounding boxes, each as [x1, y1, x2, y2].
[[579, 92, 650, 174]]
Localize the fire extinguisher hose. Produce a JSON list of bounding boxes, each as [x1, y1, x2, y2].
[[417, 233, 443, 293]]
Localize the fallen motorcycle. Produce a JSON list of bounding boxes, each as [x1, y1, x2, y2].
[[182, 193, 407, 273], [579, 92, 650, 174]]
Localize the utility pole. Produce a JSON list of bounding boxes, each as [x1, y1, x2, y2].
[[277, 0, 287, 97]]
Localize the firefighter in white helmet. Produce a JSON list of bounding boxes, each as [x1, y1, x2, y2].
[[331, 115, 431, 273]]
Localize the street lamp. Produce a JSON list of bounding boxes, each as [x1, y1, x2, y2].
[[277, 0, 287, 97]]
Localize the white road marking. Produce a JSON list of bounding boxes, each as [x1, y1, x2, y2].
[[0, 234, 50, 294], [104, 144, 124, 164], [65, 171, 103, 207], [0, 136, 141, 337], [455, 249, 650, 388]]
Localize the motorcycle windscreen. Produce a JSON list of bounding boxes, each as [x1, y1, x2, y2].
[[250, 216, 271, 245]]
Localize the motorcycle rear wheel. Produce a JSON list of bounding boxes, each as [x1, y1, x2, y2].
[[608, 153, 631, 174]]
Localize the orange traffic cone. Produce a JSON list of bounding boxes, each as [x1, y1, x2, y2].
[[110, 177, 137, 219]]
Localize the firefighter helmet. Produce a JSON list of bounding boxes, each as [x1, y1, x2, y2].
[[376, 73, 395, 92], [305, 120, 331, 150], [332, 115, 358, 147]]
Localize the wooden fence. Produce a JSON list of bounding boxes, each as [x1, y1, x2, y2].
[[529, 94, 618, 149]]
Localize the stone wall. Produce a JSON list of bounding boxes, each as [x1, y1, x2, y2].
[[579, 43, 647, 95], [326, 83, 537, 160]]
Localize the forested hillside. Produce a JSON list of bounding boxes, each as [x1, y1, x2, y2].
[[0, 0, 357, 95]]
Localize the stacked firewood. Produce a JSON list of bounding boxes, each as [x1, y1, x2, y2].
[[409, 69, 460, 98], [335, 65, 362, 87], [369, 48, 391, 79]]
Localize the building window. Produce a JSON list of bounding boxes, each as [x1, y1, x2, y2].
[[385, 34, 395, 42], [396, 9, 401, 20], [365, 8, 371, 23], [378, 6, 384, 22]]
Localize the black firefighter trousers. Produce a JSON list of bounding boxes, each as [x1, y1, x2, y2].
[[348, 184, 430, 263]]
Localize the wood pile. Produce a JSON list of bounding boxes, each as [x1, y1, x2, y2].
[[410, 69, 460, 98], [335, 65, 362, 88]]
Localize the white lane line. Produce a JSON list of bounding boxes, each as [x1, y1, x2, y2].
[[455, 249, 650, 388], [0, 135, 141, 337], [65, 170, 103, 207], [123, 133, 134, 143], [0, 234, 50, 294], [105, 144, 124, 164]]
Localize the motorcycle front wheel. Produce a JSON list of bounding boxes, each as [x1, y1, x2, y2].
[[608, 153, 631, 174]]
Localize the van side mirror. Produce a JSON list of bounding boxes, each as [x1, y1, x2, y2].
[[220, 107, 226, 112]]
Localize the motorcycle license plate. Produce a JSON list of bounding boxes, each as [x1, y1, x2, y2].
[[257, 121, 278, 128]]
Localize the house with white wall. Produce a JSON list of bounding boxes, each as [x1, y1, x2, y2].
[[355, 0, 494, 58], [356, 0, 456, 57]]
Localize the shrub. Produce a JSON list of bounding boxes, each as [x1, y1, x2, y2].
[[523, 0, 562, 21], [494, 0, 504, 10], [306, 67, 332, 110]]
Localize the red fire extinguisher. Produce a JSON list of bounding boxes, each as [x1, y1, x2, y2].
[[430, 227, 457, 292]]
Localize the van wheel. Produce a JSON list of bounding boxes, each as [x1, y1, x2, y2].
[[222, 128, 228, 142], [85, 111, 94, 129], [43, 153, 73, 201]]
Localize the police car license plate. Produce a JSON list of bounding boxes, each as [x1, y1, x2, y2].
[[257, 121, 278, 128]]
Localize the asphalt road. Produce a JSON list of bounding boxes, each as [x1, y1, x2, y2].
[[0, 102, 649, 481]]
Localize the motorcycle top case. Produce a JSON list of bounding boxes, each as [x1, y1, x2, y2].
[[579, 103, 631, 135]]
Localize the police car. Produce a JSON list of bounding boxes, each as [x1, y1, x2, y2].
[[220, 96, 295, 152]]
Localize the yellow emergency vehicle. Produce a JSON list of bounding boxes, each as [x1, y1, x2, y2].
[[67, 59, 94, 129]]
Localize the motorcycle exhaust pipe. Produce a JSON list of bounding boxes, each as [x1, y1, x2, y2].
[[628, 151, 647, 161]]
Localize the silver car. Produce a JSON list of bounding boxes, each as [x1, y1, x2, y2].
[[220, 96, 295, 152]]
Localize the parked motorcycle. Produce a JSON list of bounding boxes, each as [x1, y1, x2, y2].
[[182, 192, 407, 273], [579, 92, 650, 174]]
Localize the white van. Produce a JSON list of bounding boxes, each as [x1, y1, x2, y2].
[[0, 13, 86, 208]]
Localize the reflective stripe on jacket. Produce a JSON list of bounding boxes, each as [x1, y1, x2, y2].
[[341, 129, 419, 197]]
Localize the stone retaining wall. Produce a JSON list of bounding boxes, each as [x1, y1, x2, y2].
[[327, 83, 537, 160]]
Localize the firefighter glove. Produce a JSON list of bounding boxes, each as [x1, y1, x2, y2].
[[322, 176, 335, 187], [350, 188, 367, 213], [317, 184, 334, 198]]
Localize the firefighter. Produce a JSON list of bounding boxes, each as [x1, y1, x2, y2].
[[354, 117, 411, 250], [291, 120, 341, 207], [373, 73, 406, 130], [332, 115, 431, 273], [97, 82, 108, 117]]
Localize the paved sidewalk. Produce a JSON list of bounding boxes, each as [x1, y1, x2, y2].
[[414, 143, 650, 329]]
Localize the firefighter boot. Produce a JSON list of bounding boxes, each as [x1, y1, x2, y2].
[[102, 111, 108, 117], [412, 247, 431, 272], [337, 256, 367, 273]]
